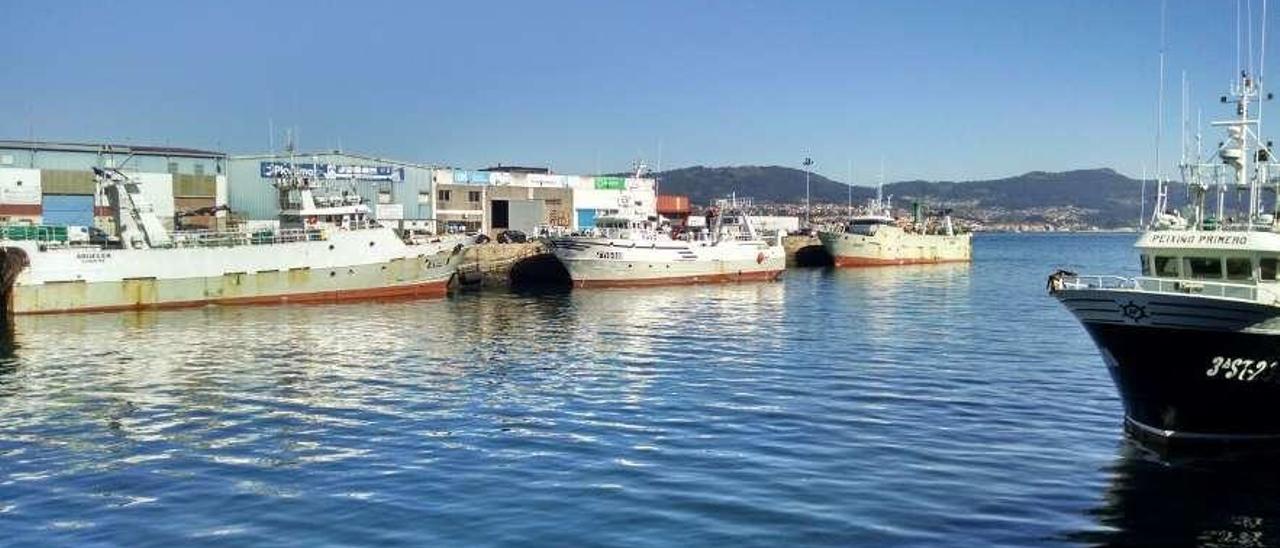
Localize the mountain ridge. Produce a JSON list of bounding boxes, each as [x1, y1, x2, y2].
[[651, 165, 1161, 228]]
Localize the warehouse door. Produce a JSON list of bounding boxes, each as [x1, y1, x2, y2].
[[576, 209, 597, 229], [42, 194, 94, 226], [491, 200, 509, 229]]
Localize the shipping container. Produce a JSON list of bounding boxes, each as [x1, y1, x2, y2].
[[41, 170, 95, 195], [656, 194, 691, 214], [174, 173, 217, 197]]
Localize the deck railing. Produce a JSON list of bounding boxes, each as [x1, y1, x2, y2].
[[169, 228, 327, 248], [1061, 274, 1279, 304]]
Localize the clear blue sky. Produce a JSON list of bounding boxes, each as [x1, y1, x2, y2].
[[0, 1, 1262, 183]]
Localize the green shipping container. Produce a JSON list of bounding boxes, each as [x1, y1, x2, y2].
[[593, 177, 625, 190], [174, 174, 217, 197], [41, 170, 95, 195]]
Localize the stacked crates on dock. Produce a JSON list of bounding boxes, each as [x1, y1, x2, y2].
[[0, 224, 68, 242], [41, 169, 95, 227]]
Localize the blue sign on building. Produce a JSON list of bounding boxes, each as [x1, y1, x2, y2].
[[260, 162, 404, 182], [452, 170, 491, 185]]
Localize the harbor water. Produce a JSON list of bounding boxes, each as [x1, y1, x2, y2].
[[1, 233, 1273, 546]]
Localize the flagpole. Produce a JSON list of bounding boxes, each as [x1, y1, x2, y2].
[[803, 156, 814, 227]]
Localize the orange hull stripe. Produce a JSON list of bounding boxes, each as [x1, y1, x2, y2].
[[573, 269, 784, 288]]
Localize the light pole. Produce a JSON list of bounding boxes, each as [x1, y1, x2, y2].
[[803, 156, 814, 227]]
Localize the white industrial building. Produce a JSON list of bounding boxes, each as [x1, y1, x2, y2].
[[0, 140, 658, 238], [0, 140, 227, 231]]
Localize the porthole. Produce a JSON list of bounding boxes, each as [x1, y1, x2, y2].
[[329, 271, 336, 277], [329, 244, 335, 250]]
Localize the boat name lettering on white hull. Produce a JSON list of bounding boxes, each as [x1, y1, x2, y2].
[[75, 252, 112, 264], [596, 251, 623, 260], [1147, 233, 1250, 246]]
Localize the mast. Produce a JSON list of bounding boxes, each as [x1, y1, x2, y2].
[[877, 156, 885, 210], [1152, 0, 1168, 225], [1140, 163, 1147, 228], [847, 159, 853, 218]]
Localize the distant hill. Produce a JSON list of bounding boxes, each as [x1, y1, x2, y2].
[[654, 165, 1172, 228]]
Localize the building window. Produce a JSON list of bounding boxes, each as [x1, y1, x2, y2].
[[418, 191, 431, 204], [438, 189, 451, 202], [194, 164, 205, 176], [468, 191, 481, 203], [167, 162, 179, 174], [378, 190, 392, 204]]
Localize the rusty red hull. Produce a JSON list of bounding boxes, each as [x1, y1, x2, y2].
[[18, 277, 451, 315]]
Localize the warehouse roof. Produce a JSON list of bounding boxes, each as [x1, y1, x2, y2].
[[0, 139, 225, 158], [229, 150, 437, 169], [480, 165, 551, 174]]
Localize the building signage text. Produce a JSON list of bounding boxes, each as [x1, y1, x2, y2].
[[260, 162, 405, 182]]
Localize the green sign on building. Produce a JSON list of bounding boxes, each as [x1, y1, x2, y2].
[[593, 176, 626, 190]]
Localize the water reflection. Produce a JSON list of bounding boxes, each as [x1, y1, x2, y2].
[[7, 235, 1267, 546], [1069, 446, 1280, 547]]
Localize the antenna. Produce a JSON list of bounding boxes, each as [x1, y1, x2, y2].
[[847, 159, 853, 218], [1262, 0, 1269, 129], [1152, 0, 1168, 223], [656, 139, 663, 197], [1140, 163, 1148, 227], [1250, 0, 1256, 78], [877, 156, 885, 205], [1181, 71, 1188, 164]]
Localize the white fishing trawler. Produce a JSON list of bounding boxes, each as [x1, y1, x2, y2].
[[546, 196, 785, 287], [0, 164, 471, 314], [1049, 29, 1280, 444], [818, 187, 972, 267]]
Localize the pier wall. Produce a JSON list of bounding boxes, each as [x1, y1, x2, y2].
[[457, 242, 557, 288], [783, 235, 832, 267]]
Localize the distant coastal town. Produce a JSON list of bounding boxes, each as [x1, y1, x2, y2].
[[727, 201, 1139, 233]]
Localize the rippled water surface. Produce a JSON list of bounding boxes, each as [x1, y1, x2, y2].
[[4, 233, 1278, 546]]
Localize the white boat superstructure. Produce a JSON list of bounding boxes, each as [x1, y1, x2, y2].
[[547, 197, 785, 287], [0, 165, 471, 314]]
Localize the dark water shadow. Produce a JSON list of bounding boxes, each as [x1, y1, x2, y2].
[[0, 317, 20, 389], [509, 253, 572, 289], [1066, 442, 1280, 546], [792, 244, 834, 267]]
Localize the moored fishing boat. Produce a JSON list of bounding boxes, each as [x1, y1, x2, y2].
[[818, 189, 971, 267], [1049, 47, 1280, 444], [546, 197, 785, 287], [0, 164, 471, 314]]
